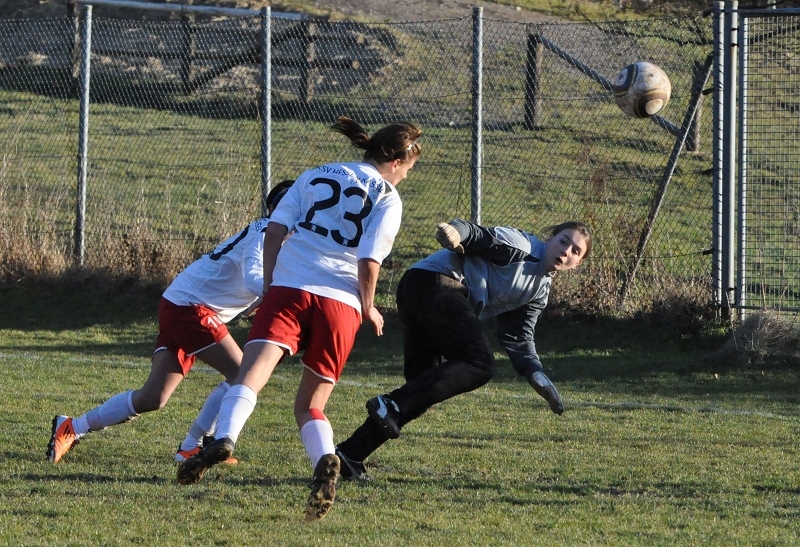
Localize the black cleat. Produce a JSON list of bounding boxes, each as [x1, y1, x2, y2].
[[304, 453, 340, 521], [366, 394, 401, 439], [176, 436, 235, 485], [335, 447, 372, 482]]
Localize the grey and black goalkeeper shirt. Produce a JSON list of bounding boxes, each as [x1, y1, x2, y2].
[[409, 219, 552, 379]]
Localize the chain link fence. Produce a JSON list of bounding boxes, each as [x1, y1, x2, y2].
[[737, 11, 800, 314], [0, 7, 719, 316]]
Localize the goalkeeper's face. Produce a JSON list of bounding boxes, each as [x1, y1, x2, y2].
[[544, 228, 587, 273]]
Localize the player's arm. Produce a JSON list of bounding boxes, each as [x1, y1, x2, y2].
[[436, 219, 531, 265], [496, 301, 564, 415], [358, 258, 384, 336], [261, 222, 288, 294]]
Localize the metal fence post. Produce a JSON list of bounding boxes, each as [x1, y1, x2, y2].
[[471, 7, 483, 225], [712, 2, 724, 314], [74, 4, 92, 267], [261, 6, 271, 218], [736, 13, 748, 319], [722, 0, 738, 317]]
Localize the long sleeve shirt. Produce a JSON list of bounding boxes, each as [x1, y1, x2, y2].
[[410, 219, 552, 378]]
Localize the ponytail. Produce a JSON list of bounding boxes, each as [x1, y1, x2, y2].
[[330, 116, 422, 164]]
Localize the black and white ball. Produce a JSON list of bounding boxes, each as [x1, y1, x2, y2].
[[612, 62, 672, 118]]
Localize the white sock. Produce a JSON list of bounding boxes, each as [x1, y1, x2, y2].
[[300, 419, 335, 469], [180, 382, 230, 451], [214, 384, 257, 444], [73, 390, 137, 435]]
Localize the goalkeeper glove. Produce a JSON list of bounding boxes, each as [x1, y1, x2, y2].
[[528, 371, 564, 415], [435, 222, 464, 254]]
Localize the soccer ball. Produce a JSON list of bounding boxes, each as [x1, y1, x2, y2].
[[612, 62, 672, 118]]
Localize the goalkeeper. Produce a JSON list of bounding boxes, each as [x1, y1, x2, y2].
[[335, 218, 591, 480]]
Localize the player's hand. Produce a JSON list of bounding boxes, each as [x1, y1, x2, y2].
[[365, 306, 384, 336], [528, 371, 564, 415], [435, 222, 464, 254]]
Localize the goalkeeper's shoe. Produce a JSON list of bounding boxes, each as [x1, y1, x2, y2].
[[176, 436, 235, 485], [366, 394, 401, 439], [528, 371, 565, 415], [304, 453, 340, 521], [47, 415, 79, 463], [335, 447, 372, 482], [175, 437, 238, 464]]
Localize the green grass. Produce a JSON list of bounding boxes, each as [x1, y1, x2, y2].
[[2, 281, 800, 545]]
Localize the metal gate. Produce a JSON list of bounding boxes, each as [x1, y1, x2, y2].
[[725, 3, 800, 315]]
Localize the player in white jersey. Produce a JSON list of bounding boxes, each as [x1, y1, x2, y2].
[[176, 116, 422, 522], [46, 181, 295, 464]]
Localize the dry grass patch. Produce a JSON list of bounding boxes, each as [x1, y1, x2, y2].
[[703, 311, 800, 371]]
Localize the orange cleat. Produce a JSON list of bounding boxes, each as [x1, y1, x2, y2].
[[46, 415, 78, 463]]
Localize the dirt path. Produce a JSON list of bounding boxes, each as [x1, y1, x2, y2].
[[2, 0, 563, 23], [300, 0, 563, 23]]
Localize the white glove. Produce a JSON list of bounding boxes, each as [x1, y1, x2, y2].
[[435, 223, 464, 254], [529, 371, 564, 415]]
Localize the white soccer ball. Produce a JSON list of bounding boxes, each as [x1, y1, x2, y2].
[[612, 62, 672, 118]]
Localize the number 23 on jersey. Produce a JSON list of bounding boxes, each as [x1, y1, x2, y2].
[[297, 177, 374, 248]]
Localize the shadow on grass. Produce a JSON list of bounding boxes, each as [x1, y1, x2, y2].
[[6, 278, 795, 403], [0, 277, 161, 331], [26, 472, 164, 485]]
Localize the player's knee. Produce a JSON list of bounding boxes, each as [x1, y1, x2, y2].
[[470, 356, 495, 387], [133, 392, 169, 413], [473, 367, 494, 387]]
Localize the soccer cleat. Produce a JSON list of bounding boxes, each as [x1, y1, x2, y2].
[[366, 394, 401, 439], [174, 445, 201, 463], [335, 447, 372, 482], [176, 436, 236, 485], [304, 453, 340, 521], [47, 415, 79, 463], [175, 437, 238, 464]]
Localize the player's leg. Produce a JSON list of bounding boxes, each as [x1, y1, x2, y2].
[[372, 270, 495, 436], [336, 269, 441, 476], [297, 294, 358, 519], [176, 340, 285, 485], [48, 349, 183, 463], [131, 349, 186, 412], [295, 370, 339, 521], [215, 340, 285, 442], [175, 335, 242, 461]]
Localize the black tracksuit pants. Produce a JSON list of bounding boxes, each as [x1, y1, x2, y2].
[[337, 268, 495, 462]]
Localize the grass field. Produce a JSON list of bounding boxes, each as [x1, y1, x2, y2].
[[1, 281, 799, 546]]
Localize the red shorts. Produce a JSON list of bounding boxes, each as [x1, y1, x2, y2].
[[155, 298, 229, 375], [247, 286, 361, 384]]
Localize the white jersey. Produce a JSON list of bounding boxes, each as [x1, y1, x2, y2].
[[162, 218, 268, 323], [268, 162, 403, 311]]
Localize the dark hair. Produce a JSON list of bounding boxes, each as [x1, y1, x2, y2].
[[545, 221, 592, 259], [266, 179, 294, 215], [330, 116, 422, 164]]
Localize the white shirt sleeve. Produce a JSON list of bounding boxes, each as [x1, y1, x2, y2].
[[357, 186, 402, 264]]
